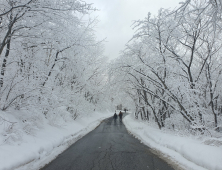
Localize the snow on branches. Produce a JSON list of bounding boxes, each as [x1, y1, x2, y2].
[[111, 0, 222, 135], [0, 0, 108, 121]]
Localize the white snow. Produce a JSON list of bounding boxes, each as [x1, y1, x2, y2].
[[0, 109, 111, 170], [123, 114, 222, 170], [1, 110, 221, 170]]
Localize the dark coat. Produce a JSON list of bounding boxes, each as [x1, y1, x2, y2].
[[113, 113, 117, 119], [119, 112, 123, 118]]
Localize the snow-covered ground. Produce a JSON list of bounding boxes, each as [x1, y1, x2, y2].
[[123, 114, 222, 170], [1, 110, 221, 170], [0, 109, 111, 170]]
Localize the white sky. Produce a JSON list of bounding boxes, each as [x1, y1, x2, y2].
[[84, 0, 180, 60]]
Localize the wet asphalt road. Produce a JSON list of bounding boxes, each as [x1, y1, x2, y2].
[[41, 115, 175, 170]]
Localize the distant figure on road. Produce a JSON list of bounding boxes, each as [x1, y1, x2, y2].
[[113, 111, 117, 121], [124, 108, 127, 113], [119, 111, 123, 122]]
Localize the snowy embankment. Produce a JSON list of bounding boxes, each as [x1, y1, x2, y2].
[[123, 114, 222, 170], [0, 109, 111, 170]]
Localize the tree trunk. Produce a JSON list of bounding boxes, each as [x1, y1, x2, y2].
[[0, 39, 11, 88]]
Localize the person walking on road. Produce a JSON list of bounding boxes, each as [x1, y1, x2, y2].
[[113, 111, 117, 122], [119, 111, 123, 122]]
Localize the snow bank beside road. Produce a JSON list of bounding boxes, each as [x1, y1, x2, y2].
[[123, 114, 222, 170], [0, 110, 111, 170]]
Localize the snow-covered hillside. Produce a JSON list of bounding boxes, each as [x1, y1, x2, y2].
[[0, 109, 111, 170]]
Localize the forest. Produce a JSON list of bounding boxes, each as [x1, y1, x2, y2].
[[110, 0, 222, 135], [0, 0, 110, 121], [0, 0, 222, 139], [1, 1, 222, 170]]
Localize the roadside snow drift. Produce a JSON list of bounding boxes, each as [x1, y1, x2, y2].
[[123, 114, 222, 170], [0, 110, 111, 170]]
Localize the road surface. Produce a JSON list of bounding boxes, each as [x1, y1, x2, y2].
[[41, 115, 175, 170]]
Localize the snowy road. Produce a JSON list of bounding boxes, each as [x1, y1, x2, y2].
[[40, 115, 174, 170]]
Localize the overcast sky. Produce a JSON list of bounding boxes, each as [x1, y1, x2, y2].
[[84, 0, 180, 60]]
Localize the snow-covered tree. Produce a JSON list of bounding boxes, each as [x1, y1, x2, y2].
[[0, 0, 108, 119], [111, 0, 222, 134]]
